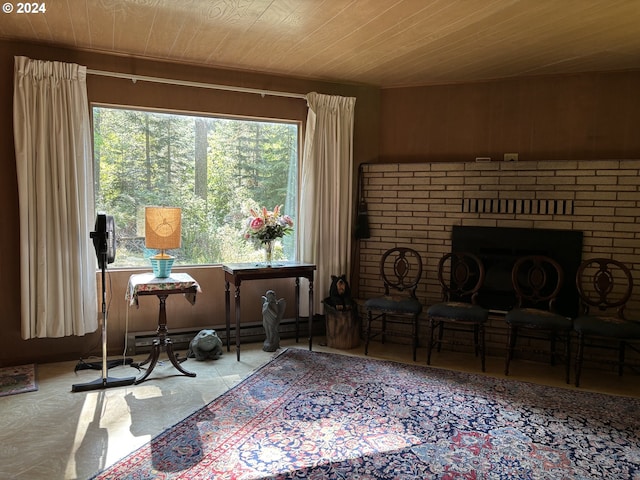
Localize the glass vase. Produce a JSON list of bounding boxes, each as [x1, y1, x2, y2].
[[264, 240, 274, 267]]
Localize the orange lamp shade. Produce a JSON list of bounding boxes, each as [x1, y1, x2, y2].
[[145, 206, 182, 252]]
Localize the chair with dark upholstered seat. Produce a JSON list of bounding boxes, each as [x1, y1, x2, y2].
[[504, 255, 572, 383], [364, 247, 424, 361], [427, 252, 488, 371], [574, 258, 640, 387]]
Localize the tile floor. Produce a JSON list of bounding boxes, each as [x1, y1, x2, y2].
[[1, 338, 638, 480]]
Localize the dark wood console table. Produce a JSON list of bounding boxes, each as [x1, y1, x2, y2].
[[126, 272, 201, 384], [223, 262, 316, 361]]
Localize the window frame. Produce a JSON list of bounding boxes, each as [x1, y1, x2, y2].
[[90, 102, 302, 269]]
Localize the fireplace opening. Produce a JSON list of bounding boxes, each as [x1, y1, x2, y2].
[[451, 226, 583, 318]]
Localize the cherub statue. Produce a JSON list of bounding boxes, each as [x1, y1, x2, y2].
[[262, 290, 286, 352]]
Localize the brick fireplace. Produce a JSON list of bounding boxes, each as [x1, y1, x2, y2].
[[357, 159, 640, 364]]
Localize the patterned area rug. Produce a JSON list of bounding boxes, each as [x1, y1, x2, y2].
[[93, 349, 640, 479], [0, 364, 37, 397]]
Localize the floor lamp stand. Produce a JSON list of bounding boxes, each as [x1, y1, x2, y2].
[[72, 252, 136, 392]]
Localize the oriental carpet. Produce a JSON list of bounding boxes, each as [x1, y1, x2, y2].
[[93, 348, 640, 479]]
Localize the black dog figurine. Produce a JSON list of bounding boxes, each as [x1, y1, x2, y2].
[[325, 274, 354, 311]]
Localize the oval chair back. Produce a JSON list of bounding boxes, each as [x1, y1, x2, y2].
[[436, 251, 486, 303], [576, 258, 633, 317], [380, 247, 423, 299], [512, 255, 564, 310], [573, 258, 639, 387], [427, 252, 489, 371], [364, 247, 424, 361], [504, 255, 572, 383]]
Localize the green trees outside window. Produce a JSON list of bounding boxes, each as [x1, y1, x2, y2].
[[93, 106, 298, 267]]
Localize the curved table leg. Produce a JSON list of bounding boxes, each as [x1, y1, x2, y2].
[[134, 340, 161, 384], [133, 291, 198, 383], [166, 340, 196, 377]]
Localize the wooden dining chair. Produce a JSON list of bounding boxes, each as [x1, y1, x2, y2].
[[504, 255, 572, 383], [364, 247, 424, 361], [427, 252, 488, 371], [573, 258, 640, 387]]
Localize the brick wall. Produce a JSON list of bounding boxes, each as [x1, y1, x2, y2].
[[357, 159, 640, 365]]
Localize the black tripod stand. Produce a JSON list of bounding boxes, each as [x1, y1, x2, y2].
[[72, 217, 136, 392]]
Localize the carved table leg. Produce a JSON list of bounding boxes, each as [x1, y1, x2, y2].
[[166, 339, 196, 377], [134, 340, 160, 384], [308, 278, 314, 351], [295, 277, 300, 343], [134, 292, 196, 383], [225, 280, 231, 352], [235, 282, 241, 361]]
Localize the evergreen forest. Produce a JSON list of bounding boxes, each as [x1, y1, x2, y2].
[[93, 107, 298, 267]]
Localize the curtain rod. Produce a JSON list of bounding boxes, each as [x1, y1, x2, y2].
[[86, 68, 308, 100]]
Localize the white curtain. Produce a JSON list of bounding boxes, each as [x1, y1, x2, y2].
[[299, 92, 356, 314], [13, 56, 98, 339]]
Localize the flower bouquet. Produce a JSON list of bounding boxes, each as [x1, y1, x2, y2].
[[244, 205, 294, 265]]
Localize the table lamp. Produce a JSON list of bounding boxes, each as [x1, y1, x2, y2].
[[145, 206, 181, 278]]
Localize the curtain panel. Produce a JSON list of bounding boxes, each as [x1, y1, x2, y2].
[[299, 92, 356, 314], [13, 56, 98, 339]]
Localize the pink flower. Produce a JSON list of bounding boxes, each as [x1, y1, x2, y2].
[[243, 204, 293, 243], [250, 217, 264, 230]]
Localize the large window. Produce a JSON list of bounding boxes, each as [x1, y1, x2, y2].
[[93, 106, 298, 267]]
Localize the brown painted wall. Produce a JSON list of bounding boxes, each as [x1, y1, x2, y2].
[[379, 71, 640, 163], [3, 38, 639, 366], [0, 40, 380, 366]]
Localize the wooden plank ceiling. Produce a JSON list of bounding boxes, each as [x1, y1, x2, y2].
[[2, 0, 639, 87]]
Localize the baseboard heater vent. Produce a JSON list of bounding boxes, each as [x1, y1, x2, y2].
[[126, 317, 324, 355]]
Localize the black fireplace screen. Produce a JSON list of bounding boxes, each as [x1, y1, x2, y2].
[[451, 226, 583, 318]]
